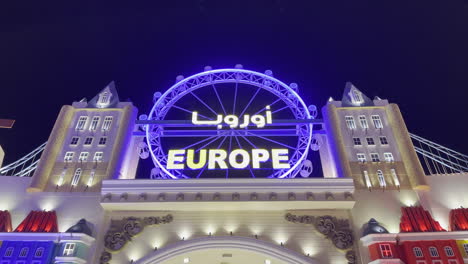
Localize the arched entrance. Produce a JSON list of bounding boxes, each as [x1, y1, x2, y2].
[[135, 236, 317, 264]]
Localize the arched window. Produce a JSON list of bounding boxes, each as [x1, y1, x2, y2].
[[445, 246, 454, 257], [413, 247, 423, 257], [4, 247, 14, 257], [377, 170, 386, 187], [35, 247, 44, 258], [19, 247, 28, 257], [71, 168, 82, 186], [429, 246, 439, 257], [351, 89, 363, 104]]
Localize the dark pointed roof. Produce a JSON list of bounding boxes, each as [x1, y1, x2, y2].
[[362, 218, 389, 237], [341, 82, 374, 107], [66, 218, 93, 237], [87, 81, 120, 108]]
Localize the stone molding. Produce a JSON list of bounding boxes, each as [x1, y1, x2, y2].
[[285, 213, 355, 264]]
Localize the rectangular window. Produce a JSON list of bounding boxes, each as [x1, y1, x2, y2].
[[93, 152, 103, 162], [359, 115, 368, 129], [63, 243, 75, 256], [377, 170, 386, 187], [71, 168, 82, 186], [357, 153, 366, 163], [390, 169, 400, 187], [98, 137, 107, 146], [64, 152, 74, 162], [84, 137, 93, 146], [429, 247, 439, 257], [463, 243, 468, 255], [379, 244, 393, 258], [353, 137, 362, 146], [102, 116, 113, 131], [363, 170, 372, 188], [70, 137, 79, 145], [19, 248, 28, 257], [379, 136, 388, 145], [370, 153, 380, 162], [345, 116, 356, 129], [75, 116, 88, 131], [384, 152, 394, 162], [78, 152, 89, 162], [416, 261, 427, 264], [34, 247, 44, 258], [366, 137, 375, 145], [89, 116, 100, 131], [4, 247, 13, 257], [371, 115, 383, 129]]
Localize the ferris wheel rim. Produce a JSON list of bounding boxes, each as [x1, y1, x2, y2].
[[146, 68, 313, 179]]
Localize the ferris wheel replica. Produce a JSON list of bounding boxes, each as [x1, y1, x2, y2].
[[139, 66, 318, 179]]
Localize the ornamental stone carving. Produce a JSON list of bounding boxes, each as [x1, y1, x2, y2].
[[285, 213, 355, 262], [101, 214, 173, 263]]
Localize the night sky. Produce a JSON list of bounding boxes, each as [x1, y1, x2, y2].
[[0, 1, 467, 166]]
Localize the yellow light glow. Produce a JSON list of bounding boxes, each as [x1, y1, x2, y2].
[[223, 223, 239, 234], [204, 225, 217, 235], [178, 229, 193, 240]]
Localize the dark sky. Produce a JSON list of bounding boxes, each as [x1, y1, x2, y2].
[[0, 1, 467, 165]]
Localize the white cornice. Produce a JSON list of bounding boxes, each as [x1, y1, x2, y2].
[[361, 231, 468, 246], [0, 232, 95, 246], [102, 178, 355, 194]]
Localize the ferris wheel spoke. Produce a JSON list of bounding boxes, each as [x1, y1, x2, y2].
[[253, 98, 282, 115], [233, 136, 255, 178], [239, 88, 261, 116], [172, 105, 213, 120], [272, 105, 290, 114], [190, 92, 219, 116], [196, 136, 228, 179], [196, 135, 225, 152], [232, 82, 238, 114], [181, 134, 219, 150], [212, 84, 227, 115], [244, 131, 296, 150]]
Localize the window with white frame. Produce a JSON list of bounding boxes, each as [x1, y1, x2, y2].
[[19, 248, 28, 257], [351, 89, 364, 104], [87, 170, 96, 186], [15, 261, 26, 264], [98, 91, 111, 107], [415, 261, 427, 264], [34, 247, 44, 258], [4, 247, 13, 257], [78, 152, 89, 162], [84, 137, 93, 146], [363, 170, 372, 188], [432, 261, 443, 264], [448, 260, 458, 264], [75, 116, 88, 131], [463, 243, 468, 255], [379, 244, 393, 258], [366, 137, 375, 145], [379, 136, 388, 145], [353, 137, 362, 146], [359, 115, 368, 129], [93, 152, 103, 162], [64, 152, 74, 162], [63, 243, 75, 256], [71, 168, 82, 186], [89, 116, 100, 131], [98, 137, 107, 146], [370, 153, 380, 162], [429, 247, 439, 257], [70, 137, 79, 145], [102, 116, 113, 131], [390, 169, 400, 187], [384, 152, 394, 162], [377, 170, 386, 187], [345, 116, 356, 129], [371, 115, 383, 129], [413, 247, 423, 257], [357, 153, 366, 163], [444, 246, 454, 257]]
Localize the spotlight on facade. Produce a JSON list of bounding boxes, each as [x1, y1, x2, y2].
[[183, 257, 190, 263]]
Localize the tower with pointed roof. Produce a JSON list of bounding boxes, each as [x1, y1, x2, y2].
[[28, 82, 139, 192], [322, 82, 427, 191]]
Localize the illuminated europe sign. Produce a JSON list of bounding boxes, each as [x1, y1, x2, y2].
[[144, 68, 314, 179], [167, 106, 290, 170]]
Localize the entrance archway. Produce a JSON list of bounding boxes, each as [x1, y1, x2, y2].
[[135, 236, 317, 264]]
